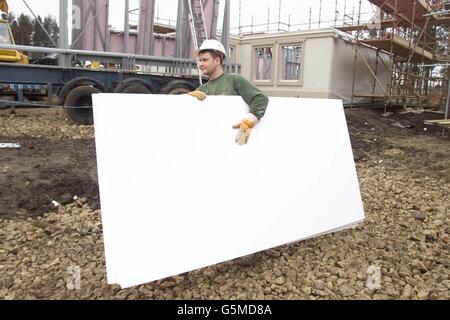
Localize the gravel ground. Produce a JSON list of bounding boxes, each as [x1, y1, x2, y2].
[[0, 107, 449, 300]]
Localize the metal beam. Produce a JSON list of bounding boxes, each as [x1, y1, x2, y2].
[[71, 0, 109, 52], [221, 0, 230, 63], [204, 0, 220, 40], [137, 0, 155, 56], [72, 0, 84, 49], [175, 0, 191, 59], [124, 0, 129, 54], [0, 43, 199, 66], [59, 0, 70, 66]]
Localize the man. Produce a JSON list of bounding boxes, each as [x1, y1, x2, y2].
[[188, 40, 267, 266], [188, 39, 269, 145]]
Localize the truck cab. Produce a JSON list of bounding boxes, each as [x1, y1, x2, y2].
[[0, 18, 28, 64]]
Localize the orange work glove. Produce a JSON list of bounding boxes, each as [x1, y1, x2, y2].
[[232, 113, 260, 145], [186, 90, 206, 101], [0, 0, 8, 13]]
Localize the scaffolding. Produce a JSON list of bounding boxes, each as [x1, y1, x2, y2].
[[228, 0, 449, 119], [336, 0, 450, 118]]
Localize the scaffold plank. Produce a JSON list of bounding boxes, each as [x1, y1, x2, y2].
[[337, 19, 410, 32], [361, 34, 434, 62], [368, 0, 432, 24], [424, 119, 450, 128]]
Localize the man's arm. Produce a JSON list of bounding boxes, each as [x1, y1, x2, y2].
[[234, 75, 269, 120], [231, 75, 269, 145]]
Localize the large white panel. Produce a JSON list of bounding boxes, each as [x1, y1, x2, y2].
[[92, 94, 365, 288]]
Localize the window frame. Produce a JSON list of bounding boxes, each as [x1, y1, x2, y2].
[[277, 42, 304, 86], [253, 45, 275, 85]]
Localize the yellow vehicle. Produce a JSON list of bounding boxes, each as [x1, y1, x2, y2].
[[0, 0, 28, 64]]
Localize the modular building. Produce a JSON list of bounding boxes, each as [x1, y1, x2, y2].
[[230, 28, 392, 105]]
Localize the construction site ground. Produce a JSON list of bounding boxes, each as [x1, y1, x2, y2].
[[0, 106, 449, 300]]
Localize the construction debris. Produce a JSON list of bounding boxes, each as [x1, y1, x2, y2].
[[424, 119, 450, 129], [0, 143, 20, 148], [400, 108, 425, 115], [390, 121, 413, 129]]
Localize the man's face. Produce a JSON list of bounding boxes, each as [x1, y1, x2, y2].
[[198, 52, 221, 77]]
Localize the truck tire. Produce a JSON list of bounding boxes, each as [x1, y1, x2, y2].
[[160, 80, 197, 95], [59, 76, 107, 104], [64, 85, 102, 125], [114, 78, 155, 94]]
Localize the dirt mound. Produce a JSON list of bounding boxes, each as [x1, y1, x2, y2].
[[0, 136, 99, 218]]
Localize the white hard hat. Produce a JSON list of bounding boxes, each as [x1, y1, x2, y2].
[[198, 39, 227, 59], [84, 60, 92, 67]]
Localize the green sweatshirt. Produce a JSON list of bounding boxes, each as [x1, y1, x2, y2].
[[198, 73, 268, 120]]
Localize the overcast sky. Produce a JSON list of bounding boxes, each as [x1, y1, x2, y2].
[[10, 0, 376, 33]]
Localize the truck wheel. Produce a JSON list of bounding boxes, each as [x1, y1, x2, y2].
[[59, 76, 107, 104], [64, 85, 102, 125], [160, 80, 197, 95], [114, 78, 155, 94]]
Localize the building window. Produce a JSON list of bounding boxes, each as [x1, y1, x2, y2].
[[281, 45, 302, 80], [255, 47, 273, 80]]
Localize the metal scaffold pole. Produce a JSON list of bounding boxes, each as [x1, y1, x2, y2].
[[124, 0, 129, 54], [222, 0, 230, 66], [59, 0, 70, 67]]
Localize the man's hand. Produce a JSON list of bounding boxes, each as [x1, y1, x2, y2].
[[186, 90, 207, 101], [232, 113, 260, 145]]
